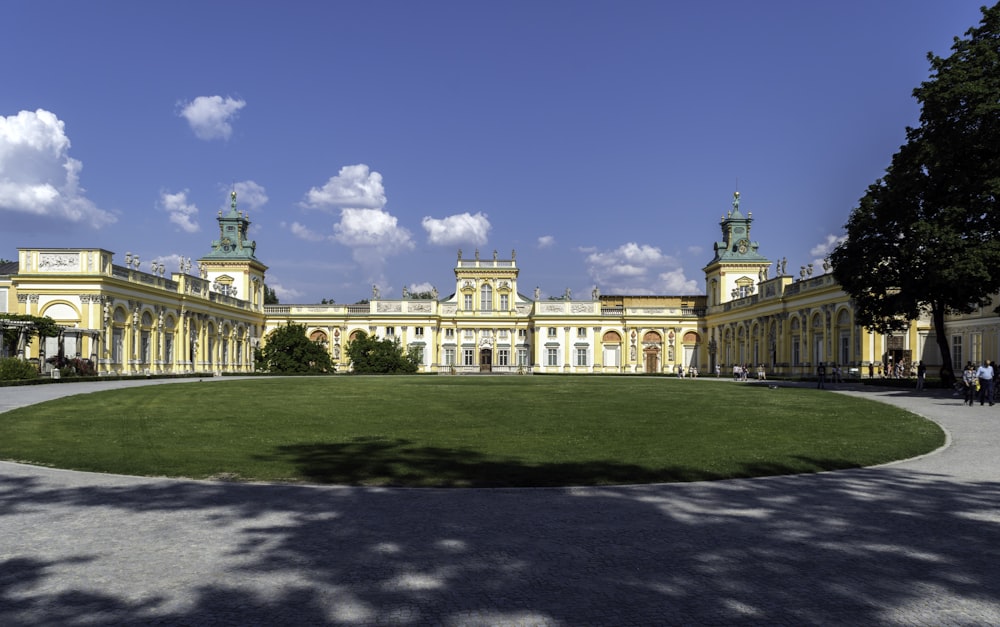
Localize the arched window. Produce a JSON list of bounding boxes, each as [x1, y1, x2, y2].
[[480, 284, 493, 311]]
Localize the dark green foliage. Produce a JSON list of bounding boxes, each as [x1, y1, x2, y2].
[[0, 357, 39, 381], [0, 314, 61, 351], [263, 285, 279, 304], [831, 4, 1000, 384], [255, 322, 333, 373], [345, 330, 419, 374]]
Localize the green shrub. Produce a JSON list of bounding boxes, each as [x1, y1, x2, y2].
[[0, 357, 40, 381]]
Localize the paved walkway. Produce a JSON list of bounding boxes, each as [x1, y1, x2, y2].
[[1, 380, 999, 626]]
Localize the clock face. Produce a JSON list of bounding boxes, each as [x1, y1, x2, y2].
[[737, 239, 749, 254]]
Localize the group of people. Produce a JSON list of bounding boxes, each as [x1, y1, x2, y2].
[[724, 364, 767, 382], [961, 360, 996, 406], [676, 365, 699, 378]]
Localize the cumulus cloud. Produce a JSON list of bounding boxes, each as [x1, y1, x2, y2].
[[178, 95, 246, 141], [810, 233, 846, 274], [266, 277, 304, 302], [332, 207, 414, 285], [303, 164, 387, 209], [408, 281, 435, 294], [288, 221, 327, 242], [537, 235, 555, 248], [585, 242, 699, 295], [334, 208, 413, 248], [421, 212, 490, 246], [159, 190, 199, 233], [230, 180, 268, 212], [0, 109, 116, 228]]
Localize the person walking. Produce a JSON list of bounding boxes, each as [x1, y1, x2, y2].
[[963, 363, 978, 406], [976, 360, 995, 406], [817, 362, 826, 389], [916, 360, 927, 392]]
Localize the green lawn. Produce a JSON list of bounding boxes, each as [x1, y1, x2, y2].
[[0, 377, 944, 487]]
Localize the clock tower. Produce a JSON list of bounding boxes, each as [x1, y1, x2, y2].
[[703, 192, 771, 307], [197, 190, 268, 310]]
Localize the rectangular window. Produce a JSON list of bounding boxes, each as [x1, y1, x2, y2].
[[410, 346, 423, 362], [517, 348, 528, 366], [518, 329, 527, 339], [498, 329, 508, 340], [414, 327, 424, 337], [463, 348, 475, 366], [952, 335, 963, 370], [385, 326, 395, 336], [971, 332, 982, 364], [444, 348, 455, 366], [577, 327, 587, 338], [576, 347, 588, 366], [500, 294, 509, 310], [547, 347, 558, 366], [445, 328, 455, 339], [498, 349, 509, 366], [792, 336, 800, 365], [463, 329, 474, 340], [548, 327, 557, 338], [464, 294, 473, 310]]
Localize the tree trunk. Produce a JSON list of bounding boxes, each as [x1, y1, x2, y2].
[[931, 302, 955, 386]]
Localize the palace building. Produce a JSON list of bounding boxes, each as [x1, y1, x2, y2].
[[3, 191, 995, 377]]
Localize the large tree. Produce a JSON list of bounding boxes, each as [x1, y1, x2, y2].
[[831, 3, 1000, 384], [255, 322, 333, 373]]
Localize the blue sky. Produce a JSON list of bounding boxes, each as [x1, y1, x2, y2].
[[0, 1, 988, 303]]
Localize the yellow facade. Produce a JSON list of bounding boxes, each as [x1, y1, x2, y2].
[[0, 193, 991, 378]]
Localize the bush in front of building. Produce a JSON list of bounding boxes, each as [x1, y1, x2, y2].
[[345, 331, 419, 374], [0, 357, 40, 381], [255, 322, 334, 374]]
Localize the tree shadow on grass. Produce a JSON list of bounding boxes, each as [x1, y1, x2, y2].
[[260, 436, 876, 487]]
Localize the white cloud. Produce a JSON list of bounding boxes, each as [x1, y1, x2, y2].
[[334, 208, 413, 249], [178, 95, 246, 141], [421, 212, 490, 246], [810, 234, 846, 258], [0, 109, 116, 228], [657, 269, 700, 294], [303, 164, 387, 209], [159, 190, 199, 233], [333, 208, 414, 286], [288, 221, 327, 242], [408, 281, 436, 294], [585, 242, 699, 294], [537, 235, 555, 248], [266, 278, 304, 302], [810, 234, 846, 274], [230, 180, 268, 212]]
